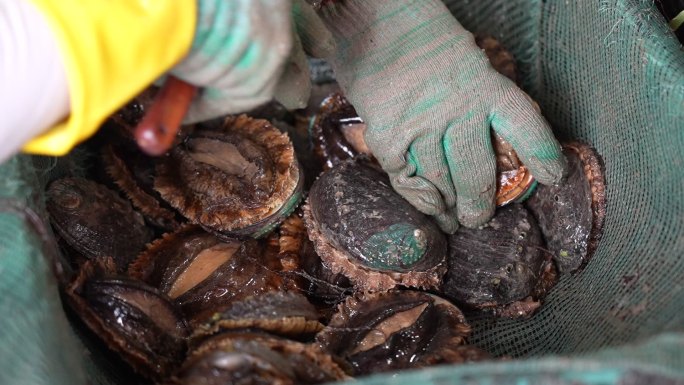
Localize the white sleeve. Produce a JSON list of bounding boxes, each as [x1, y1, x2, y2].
[[0, 0, 70, 164]]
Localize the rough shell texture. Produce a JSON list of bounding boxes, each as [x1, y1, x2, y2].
[[316, 290, 488, 376], [65, 258, 189, 381], [46, 177, 153, 271], [526, 142, 606, 273], [154, 115, 302, 239], [277, 213, 352, 308], [303, 158, 447, 291], [170, 331, 350, 385], [129, 225, 284, 325], [192, 291, 324, 340], [441, 204, 556, 318], [103, 144, 180, 230]]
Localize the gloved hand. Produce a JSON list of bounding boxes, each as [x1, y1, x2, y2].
[[170, 0, 295, 123], [318, 0, 567, 233], [172, 0, 335, 122]]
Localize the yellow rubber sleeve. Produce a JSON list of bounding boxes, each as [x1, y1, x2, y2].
[[24, 0, 196, 155]]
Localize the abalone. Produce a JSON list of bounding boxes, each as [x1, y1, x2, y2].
[[102, 143, 181, 231], [441, 204, 556, 318], [192, 291, 323, 340], [154, 115, 303, 239], [171, 331, 349, 385], [303, 157, 447, 291], [310, 93, 374, 171], [525, 142, 606, 273], [128, 225, 285, 325], [66, 258, 189, 380], [46, 177, 153, 271], [316, 290, 488, 376]]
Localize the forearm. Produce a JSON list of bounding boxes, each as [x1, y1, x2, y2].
[[2, 0, 196, 159], [0, 1, 69, 164]]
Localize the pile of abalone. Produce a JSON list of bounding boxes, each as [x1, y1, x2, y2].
[[44, 38, 606, 384]]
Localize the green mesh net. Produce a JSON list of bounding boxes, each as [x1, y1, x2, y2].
[[1, 1, 682, 384]]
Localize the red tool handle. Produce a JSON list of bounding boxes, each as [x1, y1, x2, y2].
[[134, 77, 197, 156]]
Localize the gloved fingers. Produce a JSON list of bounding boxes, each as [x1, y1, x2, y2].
[[183, 88, 271, 124], [292, 0, 335, 58], [403, 135, 459, 233], [273, 30, 312, 110], [364, 116, 458, 231], [444, 116, 497, 228], [173, 0, 293, 119], [491, 87, 567, 185], [387, 164, 447, 217]]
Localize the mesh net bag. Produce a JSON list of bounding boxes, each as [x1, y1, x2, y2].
[[0, 1, 682, 384]]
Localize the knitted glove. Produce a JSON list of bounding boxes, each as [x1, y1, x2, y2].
[[318, 0, 567, 233], [171, 0, 295, 122]]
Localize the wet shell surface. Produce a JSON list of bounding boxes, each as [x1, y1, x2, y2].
[[441, 204, 556, 318], [66, 258, 189, 381], [278, 213, 352, 308], [129, 225, 284, 325], [154, 115, 303, 239], [171, 331, 350, 385], [310, 93, 374, 171], [102, 143, 180, 231], [192, 291, 323, 340], [526, 142, 606, 273], [316, 290, 489, 376], [303, 158, 447, 291], [46, 177, 153, 271]]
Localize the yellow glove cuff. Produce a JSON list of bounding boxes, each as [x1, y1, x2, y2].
[[24, 0, 196, 155]]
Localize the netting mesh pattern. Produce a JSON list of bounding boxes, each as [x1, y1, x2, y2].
[[0, 1, 682, 384], [445, 0, 684, 358]]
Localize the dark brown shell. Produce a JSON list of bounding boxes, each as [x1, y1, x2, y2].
[[277, 213, 352, 308], [303, 158, 447, 291], [129, 225, 284, 326], [310, 93, 375, 171], [102, 144, 181, 230], [525, 142, 606, 273], [316, 290, 489, 376], [65, 258, 189, 381], [192, 291, 323, 340], [441, 204, 556, 318], [171, 331, 350, 385], [46, 177, 153, 271], [154, 115, 303, 239]]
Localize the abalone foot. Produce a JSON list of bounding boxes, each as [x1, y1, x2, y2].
[[316, 290, 484, 376], [302, 203, 445, 292]]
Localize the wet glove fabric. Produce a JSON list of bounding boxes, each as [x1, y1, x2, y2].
[[318, 0, 567, 233]]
